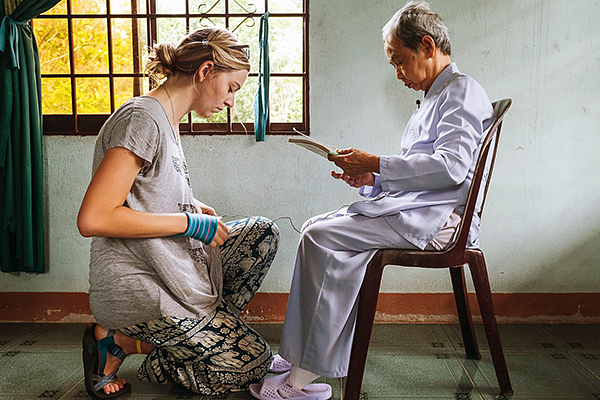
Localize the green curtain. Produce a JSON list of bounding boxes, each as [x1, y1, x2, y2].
[[253, 11, 269, 142], [0, 0, 60, 273]]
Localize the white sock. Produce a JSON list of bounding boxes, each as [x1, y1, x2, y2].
[[289, 366, 321, 390]]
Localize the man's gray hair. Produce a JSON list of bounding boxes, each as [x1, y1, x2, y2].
[[382, 1, 451, 56]]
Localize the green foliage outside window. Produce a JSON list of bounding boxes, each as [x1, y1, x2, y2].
[[35, 0, 305, 130]]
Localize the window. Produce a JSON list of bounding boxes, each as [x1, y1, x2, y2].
[[34, 0, 308, 135]]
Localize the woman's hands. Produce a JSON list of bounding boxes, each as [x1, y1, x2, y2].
[[328, 147, 380, 188], [193, 199, 216, 216], [192, 198, 228, 247], [209, 218, 229, 247]]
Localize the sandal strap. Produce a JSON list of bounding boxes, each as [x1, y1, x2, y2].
[[97, 329, 127, 376], [93, 370, 118, 392], [108, 343, 127, 361], [270, 354, 292, 373]]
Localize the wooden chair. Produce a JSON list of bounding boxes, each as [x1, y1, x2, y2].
[[344, 99, 514, 398]]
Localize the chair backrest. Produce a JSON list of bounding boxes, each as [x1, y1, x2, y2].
[[446, 98, 512, 254]]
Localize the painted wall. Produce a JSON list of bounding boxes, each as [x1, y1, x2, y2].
[[2, 0, 599, 296]]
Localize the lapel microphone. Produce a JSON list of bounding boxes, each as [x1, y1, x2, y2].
[[416, 99, 421, 109]]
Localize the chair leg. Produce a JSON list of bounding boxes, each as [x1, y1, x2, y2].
[[345, 251, 385, 400], [467, 250, 513, 396], [450, 266, 481, 359]]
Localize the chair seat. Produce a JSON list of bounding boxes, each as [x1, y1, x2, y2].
[[380, 247, 467, 269]]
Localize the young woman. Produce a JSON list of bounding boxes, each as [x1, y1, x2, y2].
[[78, 26, 279, 399]]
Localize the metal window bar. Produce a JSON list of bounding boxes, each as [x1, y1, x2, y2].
[[67, 0, 77, 133], [132, 0, 142, 97], [37, 0, 308, 135], [106, 0, 115, 113]]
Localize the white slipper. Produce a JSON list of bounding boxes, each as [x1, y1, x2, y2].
[[270, 354, 293, 373], [249, 372, 332, 400]]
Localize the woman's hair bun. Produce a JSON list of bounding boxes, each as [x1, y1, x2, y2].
[[154, 42, 177, 70], [145, 42, 177, 85], [144, 27, 250, 85]]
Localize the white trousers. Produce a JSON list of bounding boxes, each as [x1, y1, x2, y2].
[[278, 209, 433, 378]]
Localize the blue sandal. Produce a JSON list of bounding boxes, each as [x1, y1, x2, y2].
[[83, 323, 131, 399]]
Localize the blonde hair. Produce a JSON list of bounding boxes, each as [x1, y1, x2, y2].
[[382, 1, 451, 56], [145, 26, 250, 85]]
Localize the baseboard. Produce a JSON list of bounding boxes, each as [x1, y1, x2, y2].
[[1, 292, 599, 323]]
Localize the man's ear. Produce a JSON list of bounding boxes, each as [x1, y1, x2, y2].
[[197, 60, 214, 83], [420, 35, 436, 58]]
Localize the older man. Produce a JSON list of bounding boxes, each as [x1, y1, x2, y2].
[[250, 2, 495, 399]]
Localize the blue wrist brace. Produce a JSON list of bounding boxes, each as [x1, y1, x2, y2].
[[178, 212, 218, 245]]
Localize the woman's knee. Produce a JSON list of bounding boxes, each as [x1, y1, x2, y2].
[[252, 217, 280, 257], [254, 216, 280, 240]]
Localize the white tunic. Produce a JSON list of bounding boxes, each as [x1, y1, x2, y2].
[[279, 63, 495, 377], [351, 62, 494, 249]]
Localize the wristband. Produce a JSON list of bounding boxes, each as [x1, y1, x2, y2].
[[177, 212, 218, 245]]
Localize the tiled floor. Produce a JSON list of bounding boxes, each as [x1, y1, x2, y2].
[[1, 323, 599, 399]]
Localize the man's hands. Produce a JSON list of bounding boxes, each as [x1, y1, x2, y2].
[[328, 147, 380, 188], [328, 147, 380, 176], [331, 171, 375, 188]]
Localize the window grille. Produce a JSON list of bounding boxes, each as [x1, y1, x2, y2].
[[34, 0, 309, 135]]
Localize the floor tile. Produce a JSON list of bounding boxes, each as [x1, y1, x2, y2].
[[360, 346, 481, 398], [1, 323, 600, 400], [0, 323, 49, 351], [569, 351, 600, 378], [465, 350, 600, 399], [0, 350, 83, 397], [368, 324, 451, 349], [543, 325, 600, 350], [61, 382, 185, 400], [9, 323, 87, 353], [62, 368, 245, 400], [441, 324, 564, 352]]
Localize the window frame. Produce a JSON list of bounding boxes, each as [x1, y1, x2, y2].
[[36, 0, 309, 136]]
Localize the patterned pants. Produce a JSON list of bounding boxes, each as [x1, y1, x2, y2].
[[119, 216, 279, 395]]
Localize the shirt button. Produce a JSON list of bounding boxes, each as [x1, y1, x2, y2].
[[410, 129, 414, 133]]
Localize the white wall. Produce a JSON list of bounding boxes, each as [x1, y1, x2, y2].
[[2, 0, 599, 295]]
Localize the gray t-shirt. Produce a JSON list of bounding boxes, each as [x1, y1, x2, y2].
[[88, 96, 222, 329]]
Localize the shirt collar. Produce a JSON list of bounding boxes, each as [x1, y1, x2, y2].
[[424, 62, 459, 99]]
